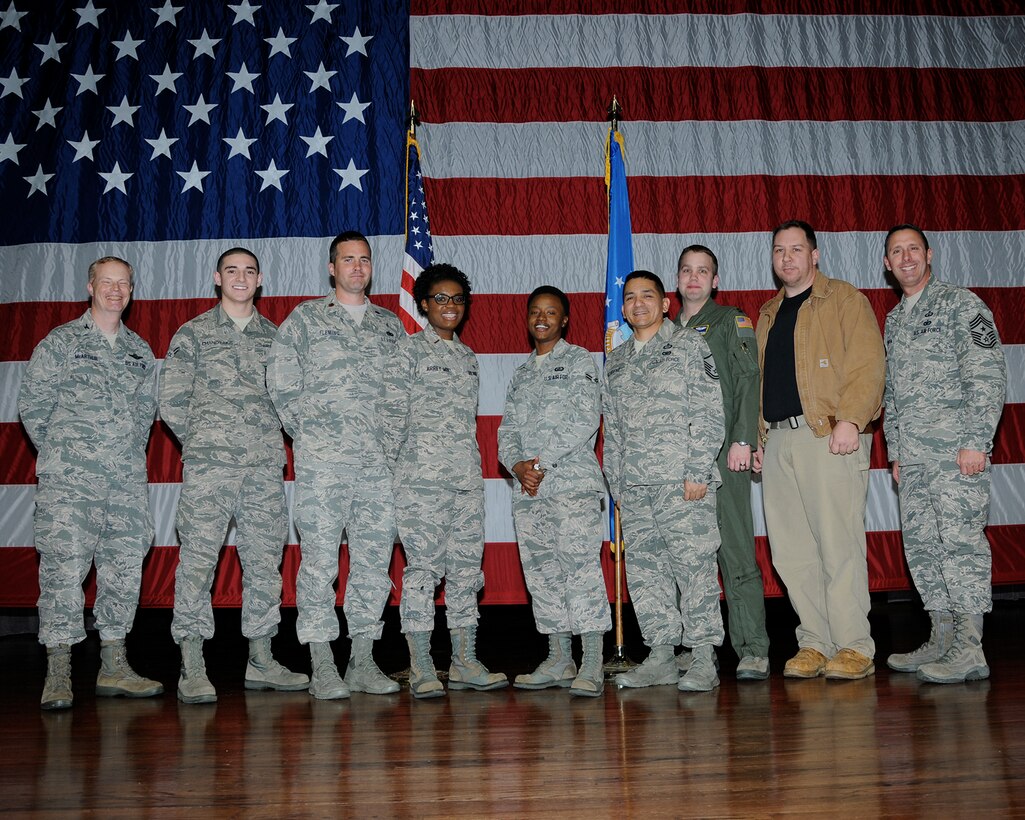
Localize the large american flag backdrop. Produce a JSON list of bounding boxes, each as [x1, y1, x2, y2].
[[1, 2, 1023, 608]]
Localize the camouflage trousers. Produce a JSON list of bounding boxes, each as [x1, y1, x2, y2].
[[34, 469, 153, 647], [395, 483, 485, 633], [714, 456, 769, 658], [898, 461, 993, 614], [292, 464, 395, 644], [171, 462, 288, 643], [512, 492, 611, 636], [619, 483, 723, 648]]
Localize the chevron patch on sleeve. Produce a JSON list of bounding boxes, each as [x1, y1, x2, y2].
[[969, 312, 997, 348]]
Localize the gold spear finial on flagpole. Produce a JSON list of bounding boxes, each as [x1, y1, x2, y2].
[[606, 95, 623, 131], [408, 99, 420, 137]]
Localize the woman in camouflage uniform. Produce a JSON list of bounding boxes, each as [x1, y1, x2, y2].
[[392, 264, 508, 698], [498, 287, 611, 697]]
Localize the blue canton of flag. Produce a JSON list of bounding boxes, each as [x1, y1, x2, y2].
[[604, 125, 634, 354], [398, 129, 433, 333], [0, 0, 408, 245]]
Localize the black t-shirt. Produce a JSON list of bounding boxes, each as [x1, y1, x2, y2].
[[762, 287, 812, 423]]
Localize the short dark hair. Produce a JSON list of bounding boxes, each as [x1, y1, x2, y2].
[[676, 244, 719, 277], [772, 219, 817, 251], [884, 223, 930, 253], [216, 247, 260, 273], [88, 256, 134, 286], [527, 285, 570, 316], [624, 270, 666, 298], [413, 263, 472, 317], [329, 230, 371, 263]]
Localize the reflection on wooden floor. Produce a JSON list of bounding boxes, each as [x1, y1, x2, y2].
[[3, 599, 1024, 817]]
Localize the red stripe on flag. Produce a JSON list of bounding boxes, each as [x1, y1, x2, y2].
[[0, 416, 509, 485], [3, 402, 1024, 485], [4, 524, 1025, 608], [398, 269, 422, 334], [3, 286, 1024, 362], [413, 66, 1025, 123], [0, 295, 330, 360], [427, 175, 1025, 236]]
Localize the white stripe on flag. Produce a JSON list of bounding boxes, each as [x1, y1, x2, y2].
[[410, 13, 1025, 71], [5, 231, 1025, 303], [3, 464, 1025, 549], [3, 349, 1024, 424], [422, 120, 1025, 179], [399, 256, 428, 331]]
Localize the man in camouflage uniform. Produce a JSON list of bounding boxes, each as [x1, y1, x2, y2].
[[160, 248, 309, 704], [19, 256, 163, 710], [603, 271, 726, 692], [267, 231, 402, 699], [882, 224, 1006, 683], [390, 263, 507, 698], [499, 286, 611, 698], [676, 245, 770, 681]]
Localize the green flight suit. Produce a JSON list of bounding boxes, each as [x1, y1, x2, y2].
[[678, 301, 769, 659]]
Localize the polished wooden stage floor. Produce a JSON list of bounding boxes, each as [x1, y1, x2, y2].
[[3, 598, 1025, 818]]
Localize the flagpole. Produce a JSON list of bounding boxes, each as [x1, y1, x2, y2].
[[603, 96, 634, 674], [393, 100, 433, 684]]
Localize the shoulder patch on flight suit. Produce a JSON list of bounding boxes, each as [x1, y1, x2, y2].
[[703, 352, 719, 380], [693, 325, 709, 335], [734, 314, 755, 338], [969, 312, 997, 349]]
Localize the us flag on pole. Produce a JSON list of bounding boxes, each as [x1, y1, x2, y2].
[[398, 129, 433, 333]]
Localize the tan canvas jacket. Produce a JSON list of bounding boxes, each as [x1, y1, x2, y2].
[[756, 270, 885, 441]]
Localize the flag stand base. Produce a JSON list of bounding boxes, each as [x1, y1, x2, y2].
[[603, 646, 635, 675]]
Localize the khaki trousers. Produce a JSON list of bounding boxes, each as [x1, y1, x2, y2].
[[762, 423, 874, 658]]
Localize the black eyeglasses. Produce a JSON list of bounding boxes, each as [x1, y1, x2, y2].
[[430, 293, 466, 305]]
